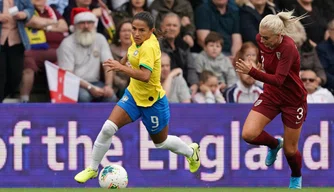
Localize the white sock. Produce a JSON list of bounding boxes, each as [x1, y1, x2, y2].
[[155, 135, 193, 158], [90, 120, 118, 170]]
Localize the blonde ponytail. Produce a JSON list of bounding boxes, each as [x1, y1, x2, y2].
[[260, 10, 307, 35]]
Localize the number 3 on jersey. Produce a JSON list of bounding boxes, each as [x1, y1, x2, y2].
[[296, 107, 303, 120]]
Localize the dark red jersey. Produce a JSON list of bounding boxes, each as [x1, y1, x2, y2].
[[248, 34, 307, 106]]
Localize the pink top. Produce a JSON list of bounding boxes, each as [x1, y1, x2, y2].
[[1, 0, 21, 46]]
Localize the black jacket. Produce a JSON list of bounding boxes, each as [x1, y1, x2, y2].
[[239, 3, 276, 44]]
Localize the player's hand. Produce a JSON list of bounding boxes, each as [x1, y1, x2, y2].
[[103, 85, 114, 97], [13, 11, 27, 20], [235, 58, 253, 74], [103, 59, 123, 72], [89, 86, 105, 97], [0, 13, 11, 23]]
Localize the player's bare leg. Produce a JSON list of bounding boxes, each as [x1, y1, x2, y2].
[[242, 110, 282, 166], [242, 110, 270, 141], [150, 126, 200, 173], [74, 106, 132, 183], [283, 124, 303, 189]]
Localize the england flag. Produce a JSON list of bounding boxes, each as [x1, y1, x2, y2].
[[44, 61, 80, 103]]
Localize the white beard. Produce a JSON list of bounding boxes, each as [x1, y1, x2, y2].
[[74, 29, 97, 47]]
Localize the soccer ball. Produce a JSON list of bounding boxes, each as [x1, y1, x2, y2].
[[98, 164, 128, 189]]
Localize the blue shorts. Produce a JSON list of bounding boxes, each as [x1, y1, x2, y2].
[[117, 89, 170, 134]]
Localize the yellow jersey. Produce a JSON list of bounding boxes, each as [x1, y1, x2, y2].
[[127, 34, 166, 107]]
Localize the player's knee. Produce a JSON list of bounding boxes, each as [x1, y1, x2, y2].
[[101, 120, 118, 137], [283, 145, 298, 157], [242, 130, 256, 143], [154, 136, 168, 149]]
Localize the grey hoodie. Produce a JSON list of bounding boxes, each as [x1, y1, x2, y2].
[[195, 51, 237, 87]]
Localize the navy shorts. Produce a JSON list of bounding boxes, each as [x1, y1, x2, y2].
[[117, 89, 170, 134]]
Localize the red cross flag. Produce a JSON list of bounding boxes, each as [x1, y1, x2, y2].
[[44, 61, 80, 103], [100, 6, 115, 42]]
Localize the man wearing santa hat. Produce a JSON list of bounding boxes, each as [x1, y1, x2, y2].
[[57, 7, 116, 102]]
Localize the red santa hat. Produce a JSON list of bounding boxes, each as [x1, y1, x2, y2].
[[69, 7, 98, 32]]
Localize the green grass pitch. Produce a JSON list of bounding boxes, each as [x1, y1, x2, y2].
[[0, 188, 333, 192]]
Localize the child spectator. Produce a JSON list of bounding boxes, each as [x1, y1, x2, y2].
[[195, 31, 237, 91], [193, 70, 225, 103], [224, 42, 263, 103]]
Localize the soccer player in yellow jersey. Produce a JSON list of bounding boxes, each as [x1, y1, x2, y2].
[[74, 12, 200, 184]]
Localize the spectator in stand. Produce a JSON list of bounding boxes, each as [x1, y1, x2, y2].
[[150, 0, 195, 48], [159, 12, 199, 96], [0, 0, 34, 102], [312, 0, 334, 22], [288, 20, 326, 86], [57, 8, 116, 102], [95, 0, 113, 10], [292, 0, 327, 46], [63, 0, 107, 38], [161, 52, 191, 103], [110, 19, 131, 61], [237, 0, 277, 44], [110, 19, 131, 99], [301, 70, 334, 103], [190, 0, 238, 10], [195, 0, 242, 59], [112, 0, 148, 26], [195, 31, 237, 90], [188, 0, 205, 10], [273, 0, 296, 11], [20, 0, 68, 103], [106, 0, 127, 10], [224, 42, 263, 103], [317, 19, 334, 94], [275, 0, 334, 23], [47, 0, 68, 15], [193, 70, 225, 103]]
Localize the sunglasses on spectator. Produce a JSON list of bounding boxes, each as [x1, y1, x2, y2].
[[301, 78, 316, 83]]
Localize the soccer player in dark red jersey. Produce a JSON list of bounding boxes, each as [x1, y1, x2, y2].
[[236, 11, 307, 189]]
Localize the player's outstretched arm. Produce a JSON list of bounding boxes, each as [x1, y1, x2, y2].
[[236, 48, 294, 87], [236, 58, 286, 87], [103, 59, 152, 83]]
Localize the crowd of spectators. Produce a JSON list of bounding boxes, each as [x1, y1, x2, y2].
[[0, 0, 333, 104]]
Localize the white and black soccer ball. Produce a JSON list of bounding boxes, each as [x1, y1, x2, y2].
[[98, 164, 128, 189]]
